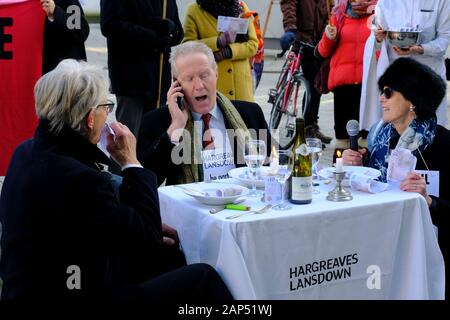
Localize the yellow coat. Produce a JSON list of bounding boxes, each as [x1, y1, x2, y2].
[[182, 2, 258, 102]]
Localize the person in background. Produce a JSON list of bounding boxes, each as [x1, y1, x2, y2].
[[360, 0, 450, 132], [100, 0, 183, 138], [41, 0, 89, 74], [343, 58, 450, 298], [138, 42, 270, 186], [279, 0, 297, 53], [0, 59, 233, 300], [315, 0, 376, 152], [182, 0, 258, 102], [280, 0, 333, 144]]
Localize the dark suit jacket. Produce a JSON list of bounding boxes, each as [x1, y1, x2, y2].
[[0, 121, 165, 299], [42, 0, 89, 74], [137, 100, 271, 186]]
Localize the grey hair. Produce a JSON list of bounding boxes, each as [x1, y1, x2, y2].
[[34, 59, 109, 135], [169, 41, 217, 78]]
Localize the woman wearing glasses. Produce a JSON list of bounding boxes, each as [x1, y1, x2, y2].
[[343, 57, 450, 298], [0, 59, 233, 300]]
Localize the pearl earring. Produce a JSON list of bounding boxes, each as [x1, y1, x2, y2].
[[409, 105, 415, 112]]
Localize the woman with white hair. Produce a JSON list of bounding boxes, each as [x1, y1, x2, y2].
[[0, 59, 233, 300]]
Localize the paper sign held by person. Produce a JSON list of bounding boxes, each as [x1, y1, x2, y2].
[[387, 148, 417, 182], [217, 16, 249, 34]]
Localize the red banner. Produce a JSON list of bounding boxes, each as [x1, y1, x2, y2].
[[0, 0, 44, 175]]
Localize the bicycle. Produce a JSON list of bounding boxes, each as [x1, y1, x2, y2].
[[268, 40, 315, 150]]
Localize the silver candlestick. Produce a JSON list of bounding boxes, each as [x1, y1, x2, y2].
[[326, 171, 353, 202]]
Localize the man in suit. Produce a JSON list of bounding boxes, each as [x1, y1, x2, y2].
[[138, 41, 270, 186]]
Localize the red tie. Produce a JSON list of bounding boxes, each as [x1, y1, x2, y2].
[[201, 113, 215, 149]]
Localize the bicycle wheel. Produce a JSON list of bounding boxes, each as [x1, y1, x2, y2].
[[271, 75, 311, 150]]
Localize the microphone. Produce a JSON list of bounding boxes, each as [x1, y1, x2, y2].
[[346, 120, 359, 151]]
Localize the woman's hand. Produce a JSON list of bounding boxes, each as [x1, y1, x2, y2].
[[162, 223, 179, 246], [375, 27, 386, 43], [325, 24, 337, 40], [40, 0, 56, 21], [342, 148, 366, 166], [400, 172, 432, 206]]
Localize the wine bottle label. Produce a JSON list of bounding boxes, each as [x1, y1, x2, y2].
[[291, 176, 312, 201], [295, 144, 309, 156]]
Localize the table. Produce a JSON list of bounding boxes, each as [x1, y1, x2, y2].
[[158, 181, 445, 299]]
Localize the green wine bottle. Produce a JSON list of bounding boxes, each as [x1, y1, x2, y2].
[[289, 118, 312, 204]]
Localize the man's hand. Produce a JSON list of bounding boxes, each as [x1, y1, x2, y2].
[[393, 45, 424, 56], [162, 223, 179, 246], [166, 80, 188, 142], [342, 148, 367, 166], [106, 122, 140, 167], [400, 172, 432, 206], [40, 0, 56, 21], [325, 24, 337, 40]]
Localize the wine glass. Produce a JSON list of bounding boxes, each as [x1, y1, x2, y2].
[[306, 138, 322, 193], [243, 139, 266, 197], [273, 150, 292, 210]]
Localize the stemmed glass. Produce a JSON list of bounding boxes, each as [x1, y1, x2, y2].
[[273, 150, 292, 210], [243, 139, 266, 197], [306, 138, 322, 194]]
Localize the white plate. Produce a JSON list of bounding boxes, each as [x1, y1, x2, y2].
[[318, 166, 381, 181], [181, 183, 249, 205], [228, 166, 274, 188]]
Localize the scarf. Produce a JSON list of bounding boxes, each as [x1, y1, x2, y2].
[[333, 0, 377, 29], [178, 92, 252, 184], [196, 0, 241, 18], [368, 117, 436, 182]]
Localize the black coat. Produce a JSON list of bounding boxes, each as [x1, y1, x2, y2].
[[42, 0, 89, 74], [368, 124, 450, 298], [417, 125, 450, 299], [100, 0, 183, 107], [0, 121, 165, 299], [137, 100, 271, 186]]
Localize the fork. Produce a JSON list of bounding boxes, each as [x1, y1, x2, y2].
[[226, 204, 272, 220]]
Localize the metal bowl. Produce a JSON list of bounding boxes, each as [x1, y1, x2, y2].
[[386, 31, 420, 48]]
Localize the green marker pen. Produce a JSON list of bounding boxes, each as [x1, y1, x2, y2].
[[225, 204, 250, 211]]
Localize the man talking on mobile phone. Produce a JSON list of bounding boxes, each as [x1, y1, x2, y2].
[[137, 42, 271, 186]]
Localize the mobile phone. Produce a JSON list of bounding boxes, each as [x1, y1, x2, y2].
[[173, 78, 184, 110]]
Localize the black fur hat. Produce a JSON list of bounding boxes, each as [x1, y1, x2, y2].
[[378, 58, 446, 120]]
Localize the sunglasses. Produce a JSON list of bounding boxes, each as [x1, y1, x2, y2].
[[96, 100, 115, 114], [380, 86, 395, 99]]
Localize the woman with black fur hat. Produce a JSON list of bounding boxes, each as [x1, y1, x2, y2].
[[343, 57, 450, 298]]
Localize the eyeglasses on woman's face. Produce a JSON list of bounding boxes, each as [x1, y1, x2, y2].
[[380, 86, 395, 99], [96, 100, 115, 114]]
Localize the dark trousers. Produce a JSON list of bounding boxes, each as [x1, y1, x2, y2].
[[109, 263, 234, 301], [111, 96, 155, 174], [116, 96, 155, 139], [300, 48, 322, 127], [332, 84, 362, 139]]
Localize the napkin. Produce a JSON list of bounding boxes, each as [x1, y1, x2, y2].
[[205, 187, 243, 197], [349, 173, 388, 194]]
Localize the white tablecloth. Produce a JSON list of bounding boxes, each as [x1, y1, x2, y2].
[[158, 181, 445, 300]]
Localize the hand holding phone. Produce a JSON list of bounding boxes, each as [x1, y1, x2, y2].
[[173, 78, 185, 110]]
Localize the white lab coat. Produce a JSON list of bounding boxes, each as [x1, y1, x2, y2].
[[360, 0, 450, 130]]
